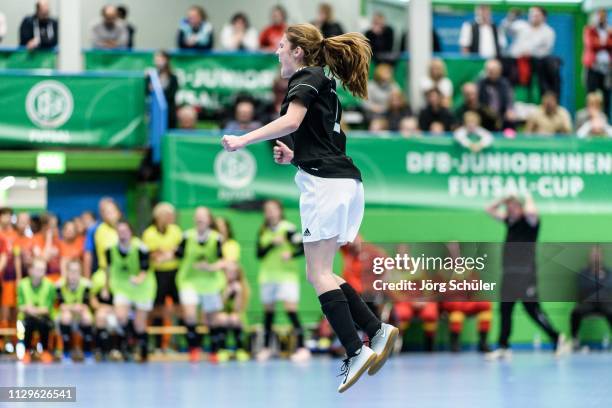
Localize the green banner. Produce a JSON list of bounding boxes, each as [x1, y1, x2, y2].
[[163, 133, 612, 213], [0, 73, 146, 148], [0, 49, 56, 69]]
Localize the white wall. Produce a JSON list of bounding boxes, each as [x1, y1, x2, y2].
[[0, 0, 362, 49]]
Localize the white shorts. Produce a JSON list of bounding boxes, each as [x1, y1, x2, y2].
[[260, 282, 300, 304], [179, 290, 223, 313], [113, 294, 154, 312], [295, 169, 364, 245]]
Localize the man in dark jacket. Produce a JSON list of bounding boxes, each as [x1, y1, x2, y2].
[[19, 0, 58, 50], [477, 59, 516, 128]]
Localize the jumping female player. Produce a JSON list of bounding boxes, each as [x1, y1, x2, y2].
[[222, 23, 398, 392]]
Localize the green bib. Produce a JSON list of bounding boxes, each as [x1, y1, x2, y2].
[[108, 238, 156, 302], [19, 277, 55, 309], [59, 278, 89, 305], [258, 220, 299, 284], [177, 229, 226, 294]]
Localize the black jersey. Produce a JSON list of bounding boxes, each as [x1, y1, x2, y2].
[[280, 66, 362, 181], [503, 215, 539, 268]]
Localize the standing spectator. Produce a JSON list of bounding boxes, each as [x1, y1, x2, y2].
[[455, 82, 501, 131], [142, 202, 182, 353], [420, 58, 454, 108], [0, 207, 15, 332], [418, 88, 454, 132], [364, 13, 394, 60], [90, 5, 129, 49], [459, 5, 505, 58], [14, 212, 34, 278], [259, 6, 287, 51], [152, 50, 179, 129], [453, 111, 494, 153], [59, 220, 84, 279], [363, 63, 400, 118], [0, 11, 7, 43], [313, 3, 344, 38], [582, 9, 612, 117], [477, 59, 516, 128], [525, 91, 572, 136], [576, 92, 609, 130], [117, 5, 135, 49], [19, 0, 58, 50], [385, 89, 412, 131], [224, 99, 262, 133], [32, 213, 61, 281], [220, 12, 258, 51], [177, 6, 213, 51], [503, 7, 555, 59]]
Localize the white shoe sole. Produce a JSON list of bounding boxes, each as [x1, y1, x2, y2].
[[338, 352, 377, 393], [368, 326, 399, 376]]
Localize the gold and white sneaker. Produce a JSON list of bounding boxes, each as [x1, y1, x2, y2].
[[368, 323, 399, 375], [256, 348, 273, 362], [555, 334, 572, 358], [337, 345, 377, 393], [290, 347, 311, 362]]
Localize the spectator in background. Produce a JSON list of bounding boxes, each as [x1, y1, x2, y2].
[[259, 5, 287, 51], [364, 63, 399, 118], [385, 89, 412, 131], [14, 212, 34, 277], [577, 116, 612, 138], [477, 59, 516, 129], [418, 88, 454, 132], [399, 116, 420, 138], [117, 5, 135, 49], [365, 13, 394, 61], [177, 6, 213, 51], [153, 50, 179, 129], [220, 12, 258, 51], [260, 76, 289, 124], [314, 3, 344, 38], [455, 82, 501, 131], [368, 117, 390, 133], [583, 9, 611, 117], [503, 7, 555, 59], [0, 207, 16, 331], [0, 11, 7, 43], [224, 99, 262, 133], [420, 58, 453, 108], [576, 92, 609, 130], [91, 5, 128, 49], [459, 4, 505, 58], [177, 105, 198, 130], [19, 0, 58, 50], [525, 91, 572, 136], [454, 111, 494, 153]]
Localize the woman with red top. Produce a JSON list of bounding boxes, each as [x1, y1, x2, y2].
[[32, 213, 61, 281], [583, 9, 612, 117], [259, 6, 287, 51]]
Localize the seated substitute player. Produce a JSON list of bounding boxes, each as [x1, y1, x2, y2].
[[106, 220, 155, 362], [89, 262, 117, 361], [176, 207, 229, 363], [17, 257, 56, 364], [221, 260, 251, 361], [256, 199, 310, 362], [57, 259, 94, 362], [438, 242, 491, 352]]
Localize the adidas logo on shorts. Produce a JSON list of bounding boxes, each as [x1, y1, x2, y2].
[[303, 228, 311, 237]]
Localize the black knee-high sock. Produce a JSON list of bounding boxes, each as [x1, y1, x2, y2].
[[231, 327, 243, 349], [80, 325, 93, 353], [152, 317, 163, 348], [340, 283, 382, 339], [120, 323, 131, 352], [96, 328, 111, 353], [264, 311, 274, 348], [60, 324, 72, 353], [217, 326, 227, 350], [318, 289, 363, 357], [287, 311, 304, 348], [186, 323, 201, 349], [136, 331, 148, 359], [209, 327, 219, 352]]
